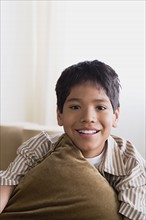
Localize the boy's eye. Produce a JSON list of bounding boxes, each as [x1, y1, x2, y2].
[[96, 106, 106, 111], [70, 105, 80, 110]]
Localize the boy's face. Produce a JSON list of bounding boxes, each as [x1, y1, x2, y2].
[[57, 81, 119, 158]]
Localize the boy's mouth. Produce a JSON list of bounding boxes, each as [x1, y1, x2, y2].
[[76, 129, 99, 134]]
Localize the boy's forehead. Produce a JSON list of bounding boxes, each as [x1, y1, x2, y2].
[[66, 81, 109, 101]]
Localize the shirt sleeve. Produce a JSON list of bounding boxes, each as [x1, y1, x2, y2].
[[115, 157, 146, 220], [0, 131, 56, 186]]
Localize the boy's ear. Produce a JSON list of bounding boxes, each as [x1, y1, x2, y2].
[[57, 108, 63, 126], [112, 107, 120, 128]]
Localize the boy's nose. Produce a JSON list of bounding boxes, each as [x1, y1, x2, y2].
[[80, 109, 97, 123]]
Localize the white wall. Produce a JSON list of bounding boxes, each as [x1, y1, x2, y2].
[[1, 1, 145, 157]]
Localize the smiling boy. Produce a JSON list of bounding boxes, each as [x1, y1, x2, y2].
[[0, 60, 146, 219], [57, 81, 119, 158]]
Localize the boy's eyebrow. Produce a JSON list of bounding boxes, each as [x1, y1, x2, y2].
[[66, 98, 81, 102]]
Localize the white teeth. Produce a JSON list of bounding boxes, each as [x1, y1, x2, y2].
[[78, 130, 97, 134]]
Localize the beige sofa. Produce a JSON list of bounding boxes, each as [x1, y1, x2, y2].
[[0, 124, 62, 170]]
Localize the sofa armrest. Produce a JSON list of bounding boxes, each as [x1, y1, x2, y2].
[[0, 125, 23, 170]]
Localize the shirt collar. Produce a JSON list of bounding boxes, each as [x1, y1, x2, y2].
[[98, 135, 127, 176]]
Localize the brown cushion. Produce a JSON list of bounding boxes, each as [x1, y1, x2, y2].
[[1, 134, 122, 220]]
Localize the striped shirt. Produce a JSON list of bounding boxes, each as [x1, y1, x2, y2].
[[0, 131, 146, 220]]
